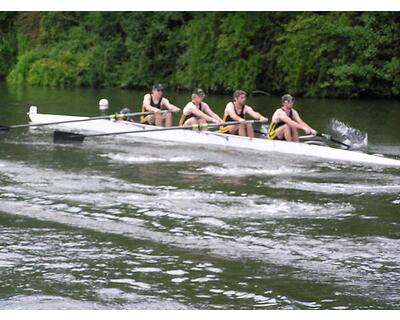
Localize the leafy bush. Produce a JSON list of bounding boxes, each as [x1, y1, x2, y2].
[[3, 11, 400, 98]]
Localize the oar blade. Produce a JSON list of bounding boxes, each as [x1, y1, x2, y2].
[[53, 130, 85, 144], [0, 126, 10, 133]]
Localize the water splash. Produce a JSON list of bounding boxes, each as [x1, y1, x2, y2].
[[329, 119, 368, 150]]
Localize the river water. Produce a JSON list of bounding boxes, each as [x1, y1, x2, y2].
[[0, 81, 400, 309]]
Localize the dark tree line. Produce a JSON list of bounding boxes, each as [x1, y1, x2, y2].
[[1, 12, 399, 98]]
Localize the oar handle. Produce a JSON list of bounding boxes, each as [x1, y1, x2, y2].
[[120, 109, 172, 118], [192, 119, 264, 129]]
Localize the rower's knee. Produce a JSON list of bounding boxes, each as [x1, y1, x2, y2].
[[228, 125, 239, 134], [291, 127, 299, 141], [284, 125, 292, 140]]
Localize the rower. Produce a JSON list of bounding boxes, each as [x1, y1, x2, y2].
[[219, 90, 268, 138], [116, 107, 134, 122], [179, 88, 223, 126], [267, 94, 316, 142], [141, 83, 180, 127], [267, 94, 317, 142]]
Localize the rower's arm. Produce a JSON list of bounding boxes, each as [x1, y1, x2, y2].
[[142, 94, 160, 113], [163, 98, 180, 112], [203, 103, 223, 122], [191, 107, 219, 123], [245, 106, 268, 122], [279, 112, 307, 131], [292, 110, 316, 133]]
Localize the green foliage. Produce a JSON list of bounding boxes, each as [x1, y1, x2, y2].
[[3, 11, 400, 98], [119, 12, 189, 88], [271, 12, 400, 98], [0, 12, 17, 77]]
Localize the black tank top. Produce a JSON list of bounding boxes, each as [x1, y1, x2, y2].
[[225, 102, 245, 122], [150, 95, 163, 109], [274, 107, 293, 128]]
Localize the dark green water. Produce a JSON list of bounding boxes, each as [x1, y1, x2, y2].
[[1, 81, 400, 309]]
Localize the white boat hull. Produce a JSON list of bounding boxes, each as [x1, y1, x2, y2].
[[27, 107, 400, 167]]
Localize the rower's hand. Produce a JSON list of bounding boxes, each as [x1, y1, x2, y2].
[[239, 118, 246, 123], [173, 107, 181, 113], [260, 116, 268, 123], [303, 127, 317, 135], [153, 108, 162, 114]]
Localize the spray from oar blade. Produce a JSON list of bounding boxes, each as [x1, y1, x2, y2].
[[329, 118, 368, 150], [53, 120, 265, 144]]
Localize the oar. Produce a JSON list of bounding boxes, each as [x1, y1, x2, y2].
[[315, 133, 351, 149], [53, 120, 265, 144], [0, 109, 171, 133]]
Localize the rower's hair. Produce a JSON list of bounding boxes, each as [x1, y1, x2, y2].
[[233, 90, 247, 100]]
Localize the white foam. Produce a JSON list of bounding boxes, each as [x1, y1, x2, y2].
[[270, 180, 400, 195], [200, 164, 308, 177], [197, 218, 228, 227], [102, 153, 192, 164], [132, 267, 162, 273], [171, 278, 188, 283], [0, 295, 105, 310], [165, 270, 187, 276]]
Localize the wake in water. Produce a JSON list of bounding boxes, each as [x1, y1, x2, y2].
[[328, 119, 368, 150]]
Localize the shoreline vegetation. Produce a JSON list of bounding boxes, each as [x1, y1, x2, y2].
[[0, 12, 399, 99]]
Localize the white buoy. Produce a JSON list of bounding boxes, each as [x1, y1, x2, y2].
[[99, 98, 109, 111], [29, 106, 38, 115]]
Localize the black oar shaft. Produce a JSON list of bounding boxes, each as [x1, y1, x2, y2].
[[317, 133, 351, 149]]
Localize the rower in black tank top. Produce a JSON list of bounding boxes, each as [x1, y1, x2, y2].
[[267, 107, 294, 140], [223, 102, 245, 122], [219, 102, 245, 134], [179, 102, 203, 126], [141, 94, 164, 123]]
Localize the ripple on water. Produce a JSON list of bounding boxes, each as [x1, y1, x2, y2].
[[1, 158, 400, 308]]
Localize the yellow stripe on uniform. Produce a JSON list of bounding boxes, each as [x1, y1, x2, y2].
[[179, 114, 186, 126], [140, 105, 154, 124], [267, 122, 278, 140], [218, 114, 230, 133]]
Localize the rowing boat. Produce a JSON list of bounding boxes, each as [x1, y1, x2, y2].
[[27, 106, 400, 167]]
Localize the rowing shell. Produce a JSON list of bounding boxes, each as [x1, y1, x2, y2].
[[28, 106, 400, 167]]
